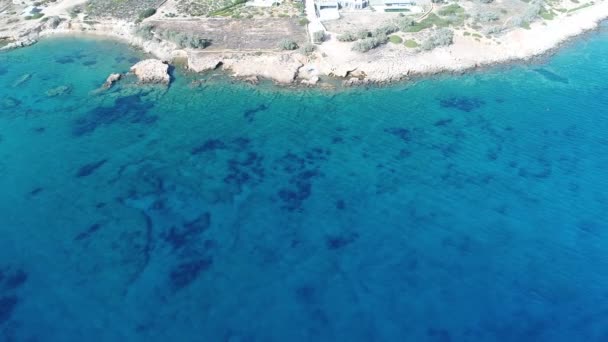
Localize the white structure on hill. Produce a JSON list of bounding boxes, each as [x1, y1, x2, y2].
[[340, 0, 368, 9], [247, 0, 282, 7], [317, 0, 340, 20], [369, 0, 427, 12]]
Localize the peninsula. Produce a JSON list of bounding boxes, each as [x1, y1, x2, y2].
[[1, 0, 607, 85]]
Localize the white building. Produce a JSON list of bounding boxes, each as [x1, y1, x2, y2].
[[246, 0, 282, 7], [339, 0, 368, 10], [369, 0, 426, 13], [317, 1, 340, 21]]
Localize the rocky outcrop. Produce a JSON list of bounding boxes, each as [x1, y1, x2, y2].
[[187, 53, 224, 73], [1, 37, 36, 51], [103, 73, 122, 89], [224, 53, 303, 84], [301, 76, 319, 86], [130, 59, 170, 84]]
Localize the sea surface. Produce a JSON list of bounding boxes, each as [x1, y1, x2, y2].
[[1, 30, 608, 341]]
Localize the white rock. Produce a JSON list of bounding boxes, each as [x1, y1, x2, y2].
[[103, 73, 121, 89], [130, 59, 170, 84]]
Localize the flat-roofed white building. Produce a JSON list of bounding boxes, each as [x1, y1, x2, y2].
[[369, 0, 427, 13], [317, 1, 340, 21], [339, 0, 368, 10], [246, 0, 282, 7]]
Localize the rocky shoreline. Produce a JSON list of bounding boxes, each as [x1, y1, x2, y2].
[[2, 1, 608, 87]]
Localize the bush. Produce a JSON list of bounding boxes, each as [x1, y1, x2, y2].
[[395, 17, 415, 31], [356, 29, 371, 39], [421, 28, 454, 50], [372, 24, 399, 37], [352, 34, 388, 52], [511, 0, 542, 27], [159, 30, 211, 48], [476, 10, 500, 22], [313, 31, 325, 43], [135, 24, 155, 40], [136, 25, 211, 48], [139, 8, 156, 20], [337, 31, 358, 42], [404, 39, 419, 48], [25, 13, 44, 20], [300, 43, 316, 54], [388, 35, 403, 44], [299, 17, 310, 25], [279, 39, 298, 50], [479, 0, 494, 3]]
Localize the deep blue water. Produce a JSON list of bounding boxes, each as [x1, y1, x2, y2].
[[2, 31, 608, 341]]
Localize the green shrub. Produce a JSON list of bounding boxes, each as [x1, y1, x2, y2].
[[337, 31, 358, 42], [438, 4, 464, 16], [352, 34, 388, 52], [356, 30, 371, 39], [404, 39, 418, 48], [372, 24, 399, 37], [159, 29, 211, 48], [300, 43, 316, 54], [25, 13, 44, 20], [476, 10, 500, 22], [136, 25, 211, 48], [421, 28, 453, 50], [135, 24, 155, 40], [388, 35, 403, 44], [139, 8, 156, 20], [313, 31, 325, 43], [299, 17, 310, 25], [279, 39, 298, 50]]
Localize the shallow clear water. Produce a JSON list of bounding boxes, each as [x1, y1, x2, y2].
[[2, 32, 608, 341]]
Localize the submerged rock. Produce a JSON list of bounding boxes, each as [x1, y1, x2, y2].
[[12, 74, 32, 87], [244, 76, 259, 85], [103, 73, 122, 89], [45, 85, 72, 97], [0, 97, 21, 109], [130, 59, 170, 85]]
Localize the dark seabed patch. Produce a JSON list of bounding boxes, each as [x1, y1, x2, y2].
[[55, 57, 75, 64], [72, 92, 156, 136], [191, 139, 227, 155], [169, 258, 213, 290], [384, 127, 411, 142], [82, 60, 97, 67], [1, 268, 27, 291], [74, 223, 103, 241], [0, 296, 18, 324], [75, 159, 107, 178], [326, 232, 359, 250], [163, 213, 211, 250], [243, 104, 269, 123], [534, 68, 569, 84], [439, 96, 485, 112]]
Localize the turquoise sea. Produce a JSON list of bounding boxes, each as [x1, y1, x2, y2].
[[2, 27, 608, 341]]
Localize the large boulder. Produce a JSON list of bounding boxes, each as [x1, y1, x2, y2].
[[130, 59, 170, 84]]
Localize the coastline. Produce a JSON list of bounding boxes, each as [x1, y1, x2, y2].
[[2, 1, 608, 86]]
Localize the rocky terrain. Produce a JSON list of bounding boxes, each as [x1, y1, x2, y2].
[[1, 0, 608, 86]]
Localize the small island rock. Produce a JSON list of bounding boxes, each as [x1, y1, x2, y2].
[[103, 73, 122, 89], [130, 59, 170, 85]]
